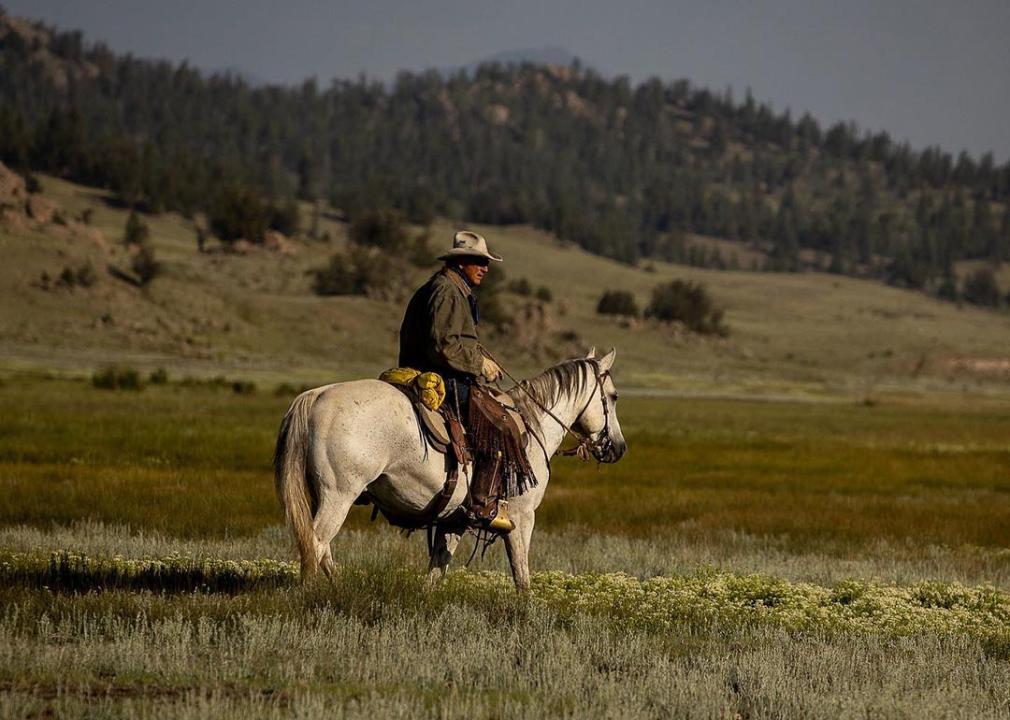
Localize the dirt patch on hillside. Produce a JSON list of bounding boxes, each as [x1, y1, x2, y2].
[[935, 356, 1010, 379]]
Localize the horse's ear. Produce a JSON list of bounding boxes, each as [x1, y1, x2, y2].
[[585, 347, 597, 359], [599, 348, 616, 371]]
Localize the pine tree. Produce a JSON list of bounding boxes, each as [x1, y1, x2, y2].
[[997, 207, 1010, 265], [123, 211, 150, 247], [968, 193, 996, 259]]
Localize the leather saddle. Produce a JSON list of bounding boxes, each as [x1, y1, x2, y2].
[[415, 389, 528, 457], [416, 403, 452, 453]]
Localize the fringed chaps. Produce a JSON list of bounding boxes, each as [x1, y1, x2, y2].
[[466, 386, 537, 518]]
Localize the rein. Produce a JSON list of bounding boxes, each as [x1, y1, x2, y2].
[[480, 349, 612, 462]]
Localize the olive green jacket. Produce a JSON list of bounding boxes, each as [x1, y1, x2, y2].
[[398, 268, 483, 379]]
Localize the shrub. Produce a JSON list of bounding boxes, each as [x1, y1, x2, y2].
[[535, 286, 553, 302], [209, 186, 268, 243], [596, 289, 640, 317], [268, 197, 300, 236], [645, 279, 728, 336], [24, 173, 41, 194], [312, 246, 401, 297], [508, 277, 533, 296], [54, 262, 97, 289], [348, 208, 407, 252], [92, 366, 143, 391], [408, 233, 435, 267], [962, 268, 1001, 307], [231, 380, 256, 395], [123, 211, 150, 246], [132, 243, 160, 286], [148, 368, 169, 385], [936, 275, 959, 303]]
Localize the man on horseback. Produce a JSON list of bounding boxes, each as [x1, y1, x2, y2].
[[398, 230, 515, 531]]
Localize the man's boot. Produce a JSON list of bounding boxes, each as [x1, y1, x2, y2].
[[488, 500, 514, 532]]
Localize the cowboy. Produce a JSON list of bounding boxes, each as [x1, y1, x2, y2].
[[398, 230, 512, 530]]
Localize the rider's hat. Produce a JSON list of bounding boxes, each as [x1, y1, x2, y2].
[[438, 231, 503, 263]]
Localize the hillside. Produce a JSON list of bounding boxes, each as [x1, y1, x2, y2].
[[2, 8, 1009, 304], [3, 172, 1010, 398]]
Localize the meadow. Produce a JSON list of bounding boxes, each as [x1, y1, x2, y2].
[[1, 375, 1009, 717]]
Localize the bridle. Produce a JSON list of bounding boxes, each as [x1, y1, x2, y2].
[[482, 351, 614, 463], [556, 362, 613, 461]]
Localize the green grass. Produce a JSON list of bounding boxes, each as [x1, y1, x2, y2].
[[2, 376, 1010, 717], [2, 377, 1008, 554]]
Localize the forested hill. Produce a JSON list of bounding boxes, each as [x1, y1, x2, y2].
[[2, 8, 1009, 296]]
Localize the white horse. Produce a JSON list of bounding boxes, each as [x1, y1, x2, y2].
[[273, 349, 627, 590]]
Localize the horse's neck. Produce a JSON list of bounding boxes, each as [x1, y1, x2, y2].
[[534, 383, 594, 457]]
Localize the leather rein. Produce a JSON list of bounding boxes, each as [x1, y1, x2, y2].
[[481, 350, 613, 463]]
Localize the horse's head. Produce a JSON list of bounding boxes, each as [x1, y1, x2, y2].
[[574, 348, 627, 463]]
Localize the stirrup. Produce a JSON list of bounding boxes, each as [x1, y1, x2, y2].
[[488, 500, 514, 533]]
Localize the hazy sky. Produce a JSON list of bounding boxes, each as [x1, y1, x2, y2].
[[7, 0, 1009, 161]]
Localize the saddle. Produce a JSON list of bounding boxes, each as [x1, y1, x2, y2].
[[372, 371, 534, 531], [414, 386, 528, 462]]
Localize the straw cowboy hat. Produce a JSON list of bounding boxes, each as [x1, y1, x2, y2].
[[437, 231, 503, 262]]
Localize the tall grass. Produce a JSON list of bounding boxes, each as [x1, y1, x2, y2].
[[3, 549, 1008, 646], [1, 542, 1009, 719]]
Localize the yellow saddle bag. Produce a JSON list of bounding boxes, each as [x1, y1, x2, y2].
[[379, 367, 446, 411]]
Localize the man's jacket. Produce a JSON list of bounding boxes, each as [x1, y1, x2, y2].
[[398, 267, 482, 381]]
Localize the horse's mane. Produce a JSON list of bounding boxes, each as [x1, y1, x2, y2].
[[507, 358, 594, 436]]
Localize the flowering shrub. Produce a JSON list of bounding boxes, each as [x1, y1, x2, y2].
[[446, 570, 1010, 643]]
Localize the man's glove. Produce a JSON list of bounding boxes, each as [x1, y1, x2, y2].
[[481, 356, 502, 382]]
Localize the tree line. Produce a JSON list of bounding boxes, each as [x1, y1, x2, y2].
[[1, 7, 1008, 301]]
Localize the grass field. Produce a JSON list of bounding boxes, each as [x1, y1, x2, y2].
[[2, 376, 1009, 717]]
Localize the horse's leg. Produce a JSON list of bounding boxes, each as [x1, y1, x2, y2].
[[426, 528, 461, 585], [312, 476, 357, 580], [503, 510, 536, 592]]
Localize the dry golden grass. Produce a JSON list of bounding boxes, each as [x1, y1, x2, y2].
[[2, 175, 1010, 396]]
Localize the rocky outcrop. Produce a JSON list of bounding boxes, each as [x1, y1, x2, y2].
[[263, 230, 297, 255], [0, 14, 100, 90], [0, 161, 28, 207], [26, 194, 56, 224], [0, 161, 106, 248]]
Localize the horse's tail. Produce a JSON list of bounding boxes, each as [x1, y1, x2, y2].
[[273, 386, 328, 580]]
